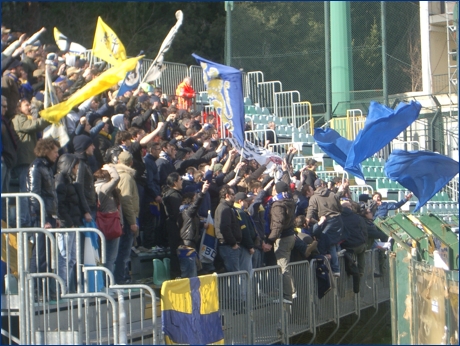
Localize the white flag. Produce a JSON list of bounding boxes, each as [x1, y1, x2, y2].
[[142, 10, 183, 83]]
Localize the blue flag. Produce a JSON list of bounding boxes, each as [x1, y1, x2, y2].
[[192, 53, 245, 148], [161, 275, 224, 344], [345, 101, 421, 171], [118, 57, 143, 96], [314, 127, 364, 180], [384, 150, 459, 212]]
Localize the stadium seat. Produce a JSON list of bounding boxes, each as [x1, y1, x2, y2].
[[244, 97, 253, 106], [261, 107, 270, 115], [153, 259, 169, 286]]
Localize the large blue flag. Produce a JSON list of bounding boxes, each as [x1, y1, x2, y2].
[[161, 274, 224, 344], [192, 53, 245, 148], [384, 150, 459, 212], [118, 55, 143, 96], [345, 100, 421, 171], [314, 127, 364, 180]]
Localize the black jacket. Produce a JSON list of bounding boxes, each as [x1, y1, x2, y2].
[[144, 153, 161, 201], [156, 155, 176, 187], [75, 152, 96, 212], [27, 157, 58, 217], [268, 196, 296, 244], [163, 187, 183, 248], [214, 199, 240, 246], [247, 190, 267, 249], [235, 204, 258, 250], [179, 192, 205, 248], [55, 154, 82, 227], [341, 207, 367, 248]]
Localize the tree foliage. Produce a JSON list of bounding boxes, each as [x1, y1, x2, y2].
[[1, 2, 226, 64]]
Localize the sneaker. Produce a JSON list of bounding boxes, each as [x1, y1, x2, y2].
[[151, 246, 165, 255], [337, 249, 347, 256], [305, 240, 318, 258], [292, 292, 297, 300], [131, 246, 140, 254], [333, 272, 340, 277]]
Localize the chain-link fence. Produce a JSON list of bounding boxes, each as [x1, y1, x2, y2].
[[230, 1, 421, 113]]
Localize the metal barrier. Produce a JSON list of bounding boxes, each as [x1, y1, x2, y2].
[[349, 184, 374, 199], [157, 62, 189, 96], [268, 142, 303, 156], [189, 64, 206, 93], [245, 71, 264, 104], [274, 90, 301, 124], [217, 271, 251, 345], [315, 170, 349, 183], [346, 109, 366, 140], [257, 81, 282, 113], [245, 129, 276, 147], [286, 261, 313, 339], [294, 101, 313, 134], [250, 266, 284, 345]]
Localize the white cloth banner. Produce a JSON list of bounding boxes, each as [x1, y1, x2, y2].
[[142, 10, 183, 83]]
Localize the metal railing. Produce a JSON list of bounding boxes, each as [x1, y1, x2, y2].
[[245, 71, 264, 104], [268, 142, 303, 156], [257, 81, 283, 113], [274, 90, 301, 125], [217, 252, 389, 344], [1, 193, 158, 345], [245, 129, 276, 147]]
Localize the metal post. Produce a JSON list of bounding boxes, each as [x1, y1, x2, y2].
[[381, 1, 389, 106], [324, 1, 331, 123], [330, 1, 353, 115], [225, 1, 234, 66]]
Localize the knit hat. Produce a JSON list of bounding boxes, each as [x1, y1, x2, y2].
[[118, 151, 133, 166], [213, 163, 223, 172], [33, 69, 45, 78], [72, 135, 93, 153], [234, 192, 248, 202], [34, 91, 45, 102], [275, 181, 289, 193], [138, 94, 149, 103], [314, 178, 325, 188]]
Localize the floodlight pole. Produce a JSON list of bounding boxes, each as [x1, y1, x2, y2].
[[225, 1, 234, 66]]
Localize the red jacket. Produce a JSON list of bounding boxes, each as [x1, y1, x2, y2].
[[175, 81, 195, 110]]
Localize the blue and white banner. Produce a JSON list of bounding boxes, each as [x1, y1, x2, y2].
[[118, 57, 143, 96], [192, 54, 245, 148]]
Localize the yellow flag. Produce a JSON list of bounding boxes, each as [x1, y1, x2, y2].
[[39, 56, 142, 123], [92, 16, 127, 65]]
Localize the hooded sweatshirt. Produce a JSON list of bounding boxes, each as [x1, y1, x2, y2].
[[306, 187, 342, 220]]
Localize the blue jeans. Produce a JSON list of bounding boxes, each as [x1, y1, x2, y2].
[[179, 256, 197, 278], [17, 165, 31, 227], [1, 161, 10, 193], [114, 219, 133, 284], [57, 232, 77, 292], [104, 237, 120, 277], [218, 245, 241, 272], [252, 248, 264, 269], [239, 247, 253, 273], [316, 216, 343, 274]]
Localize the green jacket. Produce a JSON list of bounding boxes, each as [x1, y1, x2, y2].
[[12, 113, 50, 167]]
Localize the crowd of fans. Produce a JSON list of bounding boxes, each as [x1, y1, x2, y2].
[[1, 26, 412, 301]]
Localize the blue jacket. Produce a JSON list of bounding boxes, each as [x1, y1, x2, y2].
[[373, 199, 406, 219]]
